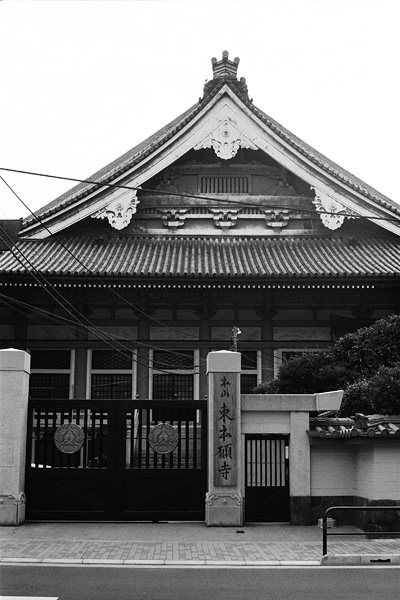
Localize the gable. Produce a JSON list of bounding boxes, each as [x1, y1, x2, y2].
[[17, 54, 400, 240]]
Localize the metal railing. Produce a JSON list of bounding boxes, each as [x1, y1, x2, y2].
[[322, 505, 400, 555]]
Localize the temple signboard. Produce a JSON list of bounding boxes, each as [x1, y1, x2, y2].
[[213, 372, 237, 486]]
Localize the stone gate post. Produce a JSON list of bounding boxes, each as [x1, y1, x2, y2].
[[0, 349, 30, 525], [205, 350, 243, 526]]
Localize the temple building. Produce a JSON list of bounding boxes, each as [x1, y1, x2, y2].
[[1, 51, 399, 403], [1, 52, 400, 524]]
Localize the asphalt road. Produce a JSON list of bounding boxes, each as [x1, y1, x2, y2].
[[1, 565, 400, 600]]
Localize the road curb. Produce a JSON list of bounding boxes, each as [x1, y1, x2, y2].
[[321, 554, 400, 566], [0, 557, 320, 567]]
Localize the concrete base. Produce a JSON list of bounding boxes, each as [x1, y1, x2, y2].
[[0, 492, 26, 526], [205, 492, 244, 527], [321, 553, 400, 566], [318, 517, 336, 529]]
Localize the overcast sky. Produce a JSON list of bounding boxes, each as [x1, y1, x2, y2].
[[1, 0, 399, 220]]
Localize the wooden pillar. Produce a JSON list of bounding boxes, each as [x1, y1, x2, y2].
[[205, 350, 243, 526], [199, 317, 211, 400], [136, 318, 149, 399]]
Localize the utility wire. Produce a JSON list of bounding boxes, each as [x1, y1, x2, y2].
[[1, 166, 399, 222], [0, 226, 186, 374], [0, 173, 208, 343]]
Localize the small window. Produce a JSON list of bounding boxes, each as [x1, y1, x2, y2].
[[90, 350, 135, 400], [150, 350, 199, 400], [29, 349, 73, 400], [240, 350, 259, 394]]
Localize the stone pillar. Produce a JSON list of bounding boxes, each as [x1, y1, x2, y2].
[[205, 350, 243, 526], [0, 349, 30, 525], [289, 411, 311, 524]]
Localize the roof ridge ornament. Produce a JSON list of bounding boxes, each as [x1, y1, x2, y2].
[[212, 50, 240, 79], [202, 51, 249, 100]]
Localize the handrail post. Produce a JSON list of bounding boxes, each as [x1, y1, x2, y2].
[[321, 505, 400, 559], [322, 506, 333, 555]]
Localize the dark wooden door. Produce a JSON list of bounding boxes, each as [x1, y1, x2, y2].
[[25, 399, 207, 521], [245, 434, 289, 522]]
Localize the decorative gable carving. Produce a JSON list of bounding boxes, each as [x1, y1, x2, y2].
[[264, 209, 290, 230], [161, 209, 188, 230], [211, 209, 238, 229], [194, 120, 257, 160], [311, 187, 357, 230], [91, 190, 139, 230]]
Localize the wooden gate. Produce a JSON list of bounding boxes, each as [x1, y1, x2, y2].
[[245, 434, 289, 522], [25, 399, 207, 521]]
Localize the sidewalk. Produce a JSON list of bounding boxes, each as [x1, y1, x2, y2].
[[1, 522, 400, 566]]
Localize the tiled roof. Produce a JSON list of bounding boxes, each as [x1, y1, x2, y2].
[[309, 414, 400, 439], [21, 78, 400, 230], [22, 102, 202, 227], [1, 236, 400, 280]]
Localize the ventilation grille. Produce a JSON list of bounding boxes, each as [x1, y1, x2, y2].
[[200, 176, 249, 194]]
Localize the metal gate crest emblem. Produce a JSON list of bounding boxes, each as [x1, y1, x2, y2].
[[148, 422, 179, 454], [54, 423, 85, 454]]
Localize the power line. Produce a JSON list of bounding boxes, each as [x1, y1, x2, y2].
[[0, 173, 207, 343], [0, 226, 185, 374], [1, 165, 399, 222]]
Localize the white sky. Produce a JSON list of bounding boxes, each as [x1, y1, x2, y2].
[[0, 0, 399, 220]]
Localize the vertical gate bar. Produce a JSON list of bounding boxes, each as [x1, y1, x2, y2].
[[129, 409, 134, 468], [255, 438, 258, 486], [83, 407, 89, 468], [137, 407, 143, 469], [193, 411, 198, 468], [169, 409, 174, 469], [50, 408, 57, 467], [260, 438, 265, 487], [276, 440, 281, 486], [99, 409, 104, 469], [90, 408, 96, 467], [249, 438, 253, 486], [146, 408, 151, 469], [285, 439, 289, 484], [35, 410, 42, 468], [177, 416, 182, 468], [32, 407, 39, 468], [272, 439, 276, 486], [267, 439, 271, 486], [66, 406, 73, 468], [185, 416, 190, 468], [43, 407, 49, 468], [245, 436, 248, 487]]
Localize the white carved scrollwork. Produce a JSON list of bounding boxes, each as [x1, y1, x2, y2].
[[91, 190, 140, 230], [311, 187, 356, 230], [264, 209, 290, 230], [161, 209, 188, 230], [211, 209, 238, 229], [194, 121, 257, 160]]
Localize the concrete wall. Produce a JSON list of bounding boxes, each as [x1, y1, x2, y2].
[[310, 443, 400, 503], [311, 446, 356, 496]]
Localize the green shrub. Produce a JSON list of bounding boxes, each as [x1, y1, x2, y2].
[[253, 314, 400, 415]]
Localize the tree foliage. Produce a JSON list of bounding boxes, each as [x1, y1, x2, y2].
[[252, 314, 400, 416]]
